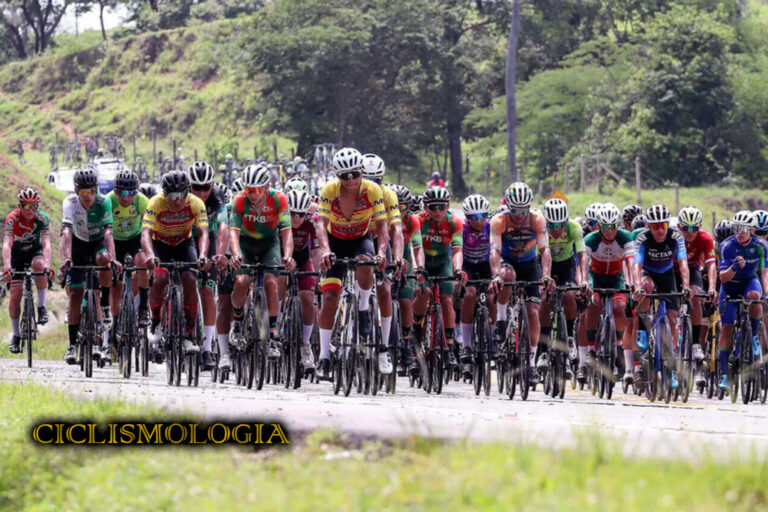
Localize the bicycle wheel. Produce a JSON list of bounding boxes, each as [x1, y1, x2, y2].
[[554, 311, 567, 399], [252, 292, 268, 391], [472, 314, 484, 396], [341, 295, 357, 397], [758, 323, 768, 404], [386, 301, 400, 395], [518, 304, 531, 401], [679, 315, 693, 403], [644, 331, 657, 403], [432, 307, 445, 395], [24, 294, 35, 368], [369, 304, 381, 396], [289, 297, 303, 390], [740, 320, 753, 405], [83, 291, 97, 378]]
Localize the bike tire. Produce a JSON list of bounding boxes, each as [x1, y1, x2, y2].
[[24, 294, 35, 368], [369, 303, 381, 396], [432, 309, 445, 395], [518, 304, 531, 401], [253, 292, 269, 391]]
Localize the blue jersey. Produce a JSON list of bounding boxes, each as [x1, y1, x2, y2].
[[719, 236, 768, 283], [635, 228, 687, 274], [462, 222, 491, 264]]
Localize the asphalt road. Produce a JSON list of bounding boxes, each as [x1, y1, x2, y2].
[[3, 357, 768, 461]]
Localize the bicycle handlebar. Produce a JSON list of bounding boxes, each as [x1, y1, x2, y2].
[[279, 270, 320, 277], [591, 287, 627, 295], [11, 271, 49, 277]]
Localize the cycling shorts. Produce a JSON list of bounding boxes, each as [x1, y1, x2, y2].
[[320, 234, 375, 293], [501, 256, 541, 303], [674, 267, 703, 290], [69, 237, 108, 288], [152, 238, 198, 277], [426, 256, 454, 296], [641, 268, 679, 312], [719, 277, 762, 325], [237, 236, 281, 277]]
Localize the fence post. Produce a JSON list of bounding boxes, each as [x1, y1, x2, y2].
[[172, 139, 177, 170], [564, 164, 570, 194], [485, 168, 490, 198], [579, 156, 585, 192], [712, 211, 716, 232], [675, 183, 680, 213], [635, 156, 641, 204], [132, 133, 137, 166], [499, 163, 504, 197], [254, 146, 258, 161], [152, 128, 157, 165], [194, 149, 198, 161]]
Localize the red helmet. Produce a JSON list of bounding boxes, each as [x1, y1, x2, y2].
[[17, 188, 40, 204]]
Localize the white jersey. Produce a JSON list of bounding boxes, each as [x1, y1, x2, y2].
[[61, 194, 113, 242]]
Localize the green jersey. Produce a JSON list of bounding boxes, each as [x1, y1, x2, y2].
[[548, 219, 586, 263], [107, 191, 149, 241], [62, 193, 113, 242]]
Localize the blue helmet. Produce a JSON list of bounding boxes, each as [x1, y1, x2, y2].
[[754, 210, 768, 232]]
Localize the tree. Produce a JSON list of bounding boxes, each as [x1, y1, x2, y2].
[[506, 0, 520, 182], [0, 0, 84, 57]]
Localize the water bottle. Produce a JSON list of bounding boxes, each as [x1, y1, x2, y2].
[[636, 330, 648, 351]]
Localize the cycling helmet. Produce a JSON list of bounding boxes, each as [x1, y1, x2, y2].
[[503, 182, 533, 209], [17, 187, 40, 204], [632, 214, 647, 230], [543, 198, 569, 224], [138, 183, 157, 198], [584, 203, 602, 222], [241, 164, 271, 188], [213, 182, 232, 203], [622, 204, 642, 222], [714, 220, 733, 242], [361, 153, 385, 179], [462, 194, 490, 216], [231, 178, 244, 193], [332, 147, 363, 173], [287, 189, 312, 214], [187, 161, 215, 185], [732, 210, 757, 228], [284, 177, 308, 193], [431, 172, 440, 180], [677, 205, 703, 227], [73, 167, 98, 190], [646, 204, 670, 223], [390, 184, 413, 206], [754, 210, 768, 231], [423, 186, 450, 204], [411, 194, 423, 212], [161, 170, 190, 195], [114, 169, 139, 191], [598, 202, 622, 225]]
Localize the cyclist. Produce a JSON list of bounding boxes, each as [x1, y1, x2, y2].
[[582, 203, 602, 236], [284, 177, 309, 193], [582, 203, 635, 385], [426, 172, 445, 189], [717, 210, 768, 391], [675, 206, 717, 385], [143, 170, 209, 357], [210, 181, 236, 372], [188, 161, 230, 371], [412, 186, 462, 369], [458, 194, 494, 374], [754, 210, 768, 241], [539, 197, 587, 377], [316, 148, 389, 379], [632, 204, 690, 389], [230, 164, 295, 359], [60, 168, 121, 364], [361, 153, 404, 374], [107, 170, 149, 330], [139, 183, 158, 200], [622, 204, 643, 232], [286, 189, 321, 369], [490, 182, 554, 374], [2, 188, 52, 354], [390, 184, 425, 374]]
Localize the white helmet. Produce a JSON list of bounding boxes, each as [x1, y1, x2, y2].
[[332, 147, 363, 174], [213, 182, 232, 203], [241, 164, 271, 188], [733, 210, 757, 228], [543, 198, 569, 223], [598, 202, 622, 225], [504, 182, 533, 209], [462, 194, 489, 216], [287, 190, 312, 214], [284, 177, 308, 193], [231, 178, 244, 193], [584, 203, 603, 222], [187, 161, 215, 185], [677, 205, 702, 227], [646, 204, 670, 223], [423, 186, 450, 204], [361, 153, 385, 179]]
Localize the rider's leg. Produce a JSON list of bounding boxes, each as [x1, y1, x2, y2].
[[460, 285, 478, 349], [149, 271, 168, 330], [441, 293, 455, 345], [68, 286, 85, 347], [539, 295, 553, 350], [584, 295, 601, 362], [265, 273, 279, 336], [8, 281, 22, 336], [134, 251, 149, 315], [200, 284, 216, 352], [217, 292, 232, 357], [299, 290, 315, 345], [318, 289, 340, 360], [690, 285, 704, 348], [495, 265, 516, 339], [96, 250, 112, 312], [563, 290, 577, 338], [181, 271, 198, 337], [527, 302, 541, 349], [231, 275, 251, 310], [31, 255, 47, 308], [377, 280, 393, 347]]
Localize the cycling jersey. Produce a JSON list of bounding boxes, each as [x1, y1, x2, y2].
[[318, 179, 386, 240], [402, 212, 422, 250], [675, 229, 716, 271], [462, 222, 490, 264], [106, 191, 148, 241], [548, 219, 585, 263], [419, 210, 462, 259], [292, 215, 320, 253], [719, 235, 768, 283], [635, 228, 687, 274], [62, 194, 113, 242], [368, 184, 401, 236], [231, 189, 290, 240], [142, 194, 208, 246], [584, 229, 634, 276], [494, 212, 547, 263], [4, 209, 49, 253], [195, 188, 227, 236]]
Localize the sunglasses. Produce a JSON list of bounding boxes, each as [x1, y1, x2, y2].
[[600, 223, 619, 230], [734, 224, 753, 233], [166, 192, 187, 201], [547, 221, 565, 230], [20, 203, 38, 210], [428, 203, 447, 211], [245, 187, 266, 195], [117, 189, 137, 198], [338, 171, 361, 181], [290, 211, 307, 217], [649, 222, 668, 230], [756, 229, 768, 237], [509, 208, 529, 216], [680, 225, 699, 233], [467, 213, 487, 221], [191, 184, 212, 192], [77, 188, 96, 198]]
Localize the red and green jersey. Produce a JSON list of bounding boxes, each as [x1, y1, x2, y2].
[[231, 189, 290, 240], [402, 212, 422, 249], [418, 210, 462, 259]]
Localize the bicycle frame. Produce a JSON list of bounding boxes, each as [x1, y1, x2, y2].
[[12, 269, 48, 368]]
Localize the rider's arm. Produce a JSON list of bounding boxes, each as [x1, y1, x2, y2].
[[229, 228, 242, 261], [104, 227, 117, 261], [705, 260, 717, 294], [534, 216, 551, 280], [390, 221, 404, 262], [315, 217, 331, 256], [41, 233, 52, 269], [197, 226, 209, 260], [2, 234, 12, 272], [762, 267, 768, 297], [413, 244, 425, 269], [280, 228, 294, 260], [678, 258, 690, 290], [718, 242, 736, 283], [216, 221, 229, 257], [60, 226, 73, 262], [576, 250, 587, 286], [374, 218, 389, 259], [141, 227, 155, 260], [489, 215, 503, 276]]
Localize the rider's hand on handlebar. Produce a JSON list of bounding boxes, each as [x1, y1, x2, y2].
[[282, 255, 296, 271], [60, 258, 73, 273], [320, 252, 334, 272], [2, 269, 11, 283], [490, 275, 503, 294], [394, 259, 405, 280], [454, 268, 468, 286], [213, 254, 228, 270], [230, 255, 243, 270], [543, 275, 556, 294], [375, 253, 387, 272], [110, 259, 123, 275], [416, 266, 427, 284], [198, 257, 210, 271], [631, 287, 645, 302]]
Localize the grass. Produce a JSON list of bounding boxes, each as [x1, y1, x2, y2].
[[2, 381, 768, 510]]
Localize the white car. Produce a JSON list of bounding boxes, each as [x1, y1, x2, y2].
[[46, 158, 130, 195]]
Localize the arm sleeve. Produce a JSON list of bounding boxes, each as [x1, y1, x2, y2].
[[317, 184, 332, 220], [573, 223, 586, 254], [62, 199, 73, 228], [276, 192, 291, 232], [230, 195, 244, 230], [702, 234, 716, 265], [4, 213, 14, 236], [38, 211, 50, 236], [142, 198, 160, 231], [101, 196, 114, 227], [409, 217, 422, 249], [451, 217, 463, 248], [194, 200, 209, 230], [635, 239, 646, 266], [719, 242, 732, 271], [675, 233, 687, 260], [369, 185, 386, 223]]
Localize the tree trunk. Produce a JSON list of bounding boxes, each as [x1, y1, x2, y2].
[[505, 0, 521, 183], [99, 1, 107, 41]]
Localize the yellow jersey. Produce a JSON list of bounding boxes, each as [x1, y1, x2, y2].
[[368, 183, 401, 236], [318, 179, 386, 240], [142, 194, 208, 246]]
